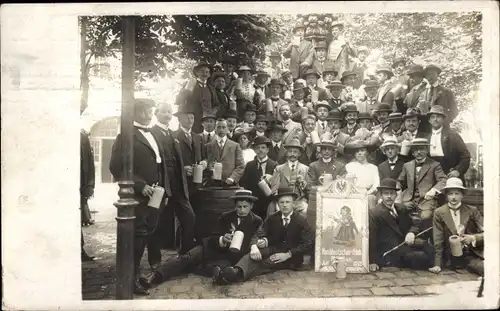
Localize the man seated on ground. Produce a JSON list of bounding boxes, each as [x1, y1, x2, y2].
[[140, 189, 264, 288], [429, 178, 484, 276], [369, 178, 434, 272], [215, 187, 315, 284]]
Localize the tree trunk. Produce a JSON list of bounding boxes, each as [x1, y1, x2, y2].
[[80, 16, 90, 113]]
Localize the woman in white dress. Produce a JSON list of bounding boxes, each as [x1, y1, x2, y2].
[[234, 132, 256, 165]]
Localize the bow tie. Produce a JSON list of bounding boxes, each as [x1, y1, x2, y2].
[[271, 97, 280, 101], [135, 126, 150, 132], [389, 162, 397, 166], [258, 159, 268, 164], [416, 162, 424, 167]]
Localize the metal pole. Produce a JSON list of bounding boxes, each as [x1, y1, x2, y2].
[[114, 16, 137, 300]]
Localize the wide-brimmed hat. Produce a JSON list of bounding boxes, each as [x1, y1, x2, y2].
[[284, 138, 304, 151], [379, 139, 401, 149], [173, 104, 195, 117], [201, 111, 217, 121], [211, 71, 228, 83], [193, 62, 212, 75], [252, 135, 272, 148], [357, 112, 373, 121], [388, 112, 403, 121], [330, 21, 345, 30], [135, 98, 156, 109], [322, 62, 338, 75], [281, 70, 293, 79], [376, 67, 394, 78], [407, 64, 425, 76], [424, 64, 442, 75], [266, 121, 288, 133], [269, 51, 281, 59], [255, 70, 270, 77], [443, 177, 467, 191], [377, 178, 399, 191], [344, 140, 372, 154], [229, 189, 258, 202], [255, 114, 270, 123], [237, 65, 253, 73], [293, 81, 308, 92], [302, 114, 317, 123], [326, 110, 342, 121], [317, 138, 337, 149], [409, 138, 431, 147], [314, 41, 328, 50], [315, 101, 332, 111], [374, 103, 393, 114], [293, 23, 306, 32], [403, 107, 423, 120], [343, 104, 359, 114], [357, 46, 370, 54], [427, 105, 447, 118], [270, 78, 286, 87], [303, 68, 321, 79], [244, 103, 258, 113], [326, 81, 345, 89], [340, 71, 357, 82], [224, 109, 240, 121], [392, 57, 406, 68], [221, 55, 237, 65], [274, 187, 298, 200], [364, 80, 379, 89]]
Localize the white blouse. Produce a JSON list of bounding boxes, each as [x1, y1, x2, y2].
[[345, 161, 380, 194]]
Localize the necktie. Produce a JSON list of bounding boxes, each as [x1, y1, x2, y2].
[[283, 217, 289, 228], [135, 126, 150, 132], [207, 133, 211, 142], [257, 160, 266, 177], [389, 162, 396, 170], [449, 207, 459, 216], [218, 139, 224, 149], [274, 144, 280, 155], [186, 132, 192, 145], [321, 122, 326, 130], [291, 164, 295, 172], [389, 207, 398, 218], [416, 162, 424, 167]]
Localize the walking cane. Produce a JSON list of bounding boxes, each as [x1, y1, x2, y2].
[[382, 226, 433, 258], [477, 276, 484, 297]]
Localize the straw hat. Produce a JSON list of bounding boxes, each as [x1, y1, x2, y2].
[[409, 138, 431, 147], [388, 112, 403, 121], [237, 65, 253, 73], [315, 101, 332, 111], [229, 189, 258, 202], [317, 138, 337, 149], [379, 139, 401, 149], [193, 62, 213, 75], [443, 177, 467, 191]]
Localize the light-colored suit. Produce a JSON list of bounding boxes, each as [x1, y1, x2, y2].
[[268, 161, 309, 216], [404, 81, 427, 109], [314, 120, 331, 137], [206, 138, 245, 183], [283, 40, 315, 79], [282, 120, 303, 145]]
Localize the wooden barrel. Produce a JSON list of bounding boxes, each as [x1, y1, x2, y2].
[[194, 186, 242, 239], [463, 188, 484, 215], [307, 186, 318, 231]]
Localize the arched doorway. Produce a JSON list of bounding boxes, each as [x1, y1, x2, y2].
[[89, 116, 120, 183]]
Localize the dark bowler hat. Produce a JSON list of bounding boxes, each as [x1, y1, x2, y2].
[[343, 104, 359, 114], [357, 112, 373, 121], [135, 98, 156, 109], [326, 110, 342, 121], [424, 64, 442, 75], [392, 57, 406, 68], [174, 104, 195, 117], [211, 71, 228, 82], [266, 121, 288, 133], [193, 62, 212, 75], [245, 103, 258, 112], [281, 70, 293, 79], [315, 101, 332, 111], [322, 62, 338, 75], [303, 68, 321, 79], [201, 111, 217, 121], [293, 81, 308, 92], [224, 109, 240, 121], [326, 80, 345, 89], [284, 138, 304, 152], [376, 67, 394, 78], [229, 189, 258, 202], [274, 187, 298, 200], [402, 107, 422, 120], [340, 71, 357, 82], [252, 135, 272, 147], [375, 103, 393, 113], [377, 178, 399, 191], [364, 80, 378, 89], [388, 112, 403, 121], [270, 78, 286, 86], [407, 64, 425, 76], [222, 55, 237, 65], [427, 105, 447, 118], [255, 114, 270, 123], [314, 41, 328, 50], [270, 51, 282, 59]]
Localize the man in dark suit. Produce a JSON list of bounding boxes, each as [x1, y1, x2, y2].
[[205, 119, 245, 186], [109, 98, 173, 295], [429, 178, 484, 276], [303, 68, 330, 103], [307, 138, 347, 186], [391, 57, 411, 114], [375, 67, 396, 108], [369, 178, 434, 272], [420, 64, 458, 124], [282, 23, 314, 80], [398, 108, 430, 162], [340, 104, 360, 137], [378, 139, 405, 181], [239, 136, 278, 220], [224, 109, 240, 141], [427, 105, 471, 181], [211, 71, 232, 119], [404, 65, 427, 109], [397, 138, 447, 241], [197, 112, 217, 146], [326, 81, 345, 111], [218, 187, 315, 283], [141, 190, 264, 288], [266, 121, 288, 164], [175, 62, 217, 133], [303, 41, 328, 78]]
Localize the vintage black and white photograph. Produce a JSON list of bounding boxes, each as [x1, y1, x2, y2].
[[2, 2, 499, 310]]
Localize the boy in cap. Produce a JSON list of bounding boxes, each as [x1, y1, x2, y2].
[[304, 68, 330, 103], [218, 187, 314, 284], [267, 121, 288, 164], [141, 189, 264, 287], [298, 114, 320, 165], [326, 81, 345, 110], [427, 106, 470, 180], [430, 178, 483, 276], [356, 80, 378, 115], [378, 139, 404, 181], [307, 135, 347, 186], [290, 81, 309, 122], [283, 23, 315, 79], [419, 64, 458, 123], [397, 138, 447, 241], [198, 112, 217, 145], [351, 46, 370, 88], [340, 104, 360, 137], [369, 178, 435, 272], [315, 101, 332, 137], [269, 139, 310, 216], [239, 136, 278, 220]]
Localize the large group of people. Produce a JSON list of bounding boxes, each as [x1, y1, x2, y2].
[[79, 19, 484, 296]]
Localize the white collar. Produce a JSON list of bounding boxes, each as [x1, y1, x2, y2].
[[383, 80, 391, 86], [322, 157, 332, 164], [282, 119, 291, 125], [180, 126, 192, 134], [427, 81, 440, 88], [203, 130, 215, 136], [388, 156, 399, 164], [133, 121, 149, 129], [448, 202, 462, 210], [282, 212, 293, 220], [196, 78, 207, 86], [416, 158, 427, 165], [432, 127, 443, 135], [217, 136, 226, 144], [257, 156, 268, 163], [273, 141, 282, 147], [156, 122, 169, 131], [288, 160, 298, 169], [347, 123, 356, 129]]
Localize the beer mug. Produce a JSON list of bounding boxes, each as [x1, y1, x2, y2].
[[345, 173, 358, 186], [229, 231, 245, 252], [213, 162, 223, 181], [334, 257, 347, 279], [148, 185, 165, 209], [310, 131, 321, 145], [235, 78, 243, 90], [193, 164, 203, 184], [400, 139, 411, 156], [258, 178, 273, 197], [318, 173, 334, 186], [185, 78, 197, 92], [292, 36, 301, 47], [300, 107, 309, 120], [311, 90, 319, 103], [449, 235, 463, 257], [265, 98, 274, 113]]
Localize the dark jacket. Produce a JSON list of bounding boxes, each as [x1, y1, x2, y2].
[[427, 127, 471, 178], [80, 130, 95, 198], [378, 157, 405, 181]]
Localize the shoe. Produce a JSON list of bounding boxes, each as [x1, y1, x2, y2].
[[212, 266, 223, 284], [134, 281, 150, 296], [150, 262, 161, 272], [140, 272, 163, 289], [81, 250, 95, 262], [220, 266, 241, 284]]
